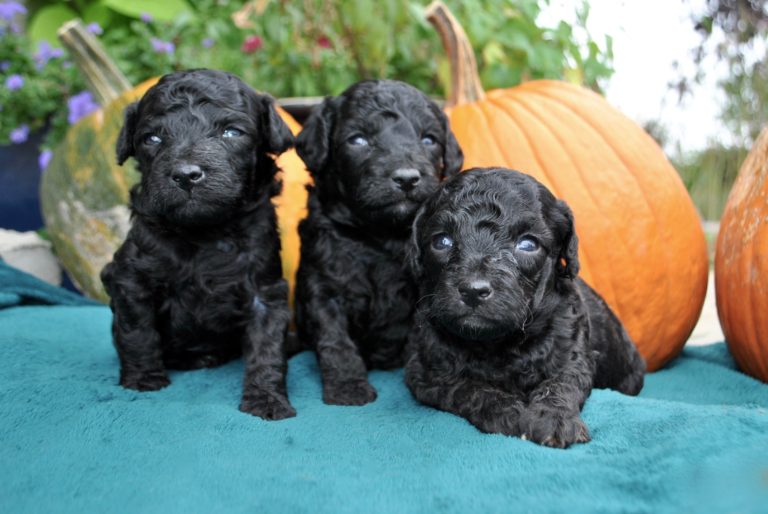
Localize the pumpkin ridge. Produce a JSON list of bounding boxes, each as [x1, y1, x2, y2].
[[474, 98, 560, 192], [466, 102, 508, 166], [733, 233, 756, 377], [526, 88, 664, 230], [744, 231, 764, 378], [524, 88, 678, 361], [483, 94, 614, 304]]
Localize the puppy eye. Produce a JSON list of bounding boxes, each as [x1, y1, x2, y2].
[[222, 128, 244, 138], [143, 134, 162, 146], [431, 233, 454, 251], [348, 135, 369, 146], [421, 135, 436, 146], [515, 237, 540, 252]]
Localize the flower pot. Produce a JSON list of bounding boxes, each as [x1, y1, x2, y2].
[[0, 129, 46, 231]]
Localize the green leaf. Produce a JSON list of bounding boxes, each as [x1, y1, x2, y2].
[[102, 0, 194, 22], [28, 5, 79, 47], [481, 41, 506, 66], [82, 1, 114, 29]]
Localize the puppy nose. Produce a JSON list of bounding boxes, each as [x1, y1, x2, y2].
[[171, 164, 205, 190], [392, 168, 421, 192], [459, 279, 493, 306]]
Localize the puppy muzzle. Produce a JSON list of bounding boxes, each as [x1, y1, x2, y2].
[[171, 163, 206, 191]]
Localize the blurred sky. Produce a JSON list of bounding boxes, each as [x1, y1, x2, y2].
[[542, 0, 728, 154]]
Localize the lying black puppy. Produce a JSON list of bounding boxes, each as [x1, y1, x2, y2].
[[101, 69, 296, 420], [294, 80, 463, 405], [405, 167, 645, 447]]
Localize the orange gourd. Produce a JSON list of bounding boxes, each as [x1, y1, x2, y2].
[[715, 127, 768, 383], [273, 116, 310, 306], [426, 1, 708, 371]]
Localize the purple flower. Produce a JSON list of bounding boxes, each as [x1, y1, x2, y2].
[[140, 12, 152, 23], [86, 22, 103, 35], [34, 41, 64, 69], [9, 124, 29, 144], [0, 61, 9, 71], [39, 150, 53, 171], [5, 73, 22, 90], [202, 38, 214, 49], [0, 2, 26, 22], [150, 38, 175, 55], [67, 91, 99, 125]]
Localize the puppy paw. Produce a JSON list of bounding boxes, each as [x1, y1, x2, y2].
[[240, 392, 297, 421], [518, 406, 591, 448], [323, 380, 377, 406], [119, 370, 170, 392]]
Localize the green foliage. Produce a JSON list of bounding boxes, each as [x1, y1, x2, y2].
[[222, 0, 614, 96], [0, 12, 86, 150], [673, 145, 748, 221], [677, 0, 768, 146], [26, 3, 77, 45], [434, 0, 613, 92], [101, 0, 193, 22], [2, 0, 614, 158]]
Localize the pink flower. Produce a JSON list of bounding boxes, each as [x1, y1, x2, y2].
[[317, 35, 331, 49], [241, 35, 263, 53]]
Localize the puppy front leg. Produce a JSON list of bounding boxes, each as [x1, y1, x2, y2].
[[109, 290, 169, 391], [240, 280, 296, 420], [405, 352, 525, 436], [518, 355, 594, 448], [305, 298, 376, 406]]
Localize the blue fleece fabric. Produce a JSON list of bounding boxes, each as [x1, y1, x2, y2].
[[0, 267, 767, 513], [0, 261, 97, 308]]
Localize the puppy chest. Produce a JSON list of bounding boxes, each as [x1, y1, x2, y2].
[[454, 349, 550, 394], [346, 259, 415, 322], [157, 252, 258, 329]]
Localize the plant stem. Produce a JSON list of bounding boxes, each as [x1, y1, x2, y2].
[[424, 1, 485, 107], [57, 20, 132, 106]]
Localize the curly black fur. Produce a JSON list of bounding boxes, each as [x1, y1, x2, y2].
[[101, 69, 296, 420], [294, 80, 463, 406], [404, 168, 645, 447]]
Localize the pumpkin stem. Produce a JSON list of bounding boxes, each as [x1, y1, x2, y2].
[[425, 1, 485, 107], [58, 20, 133, 106]]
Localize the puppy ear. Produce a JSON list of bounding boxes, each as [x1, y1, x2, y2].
[[116, 102, 139, 165], [406, 204, 428, 279], [296, 96, 337, 175], [258, 95, 294, 155], [433, 105, 463, 178], [553, 198, 580, 279]]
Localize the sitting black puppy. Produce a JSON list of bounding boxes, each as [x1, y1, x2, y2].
[[101, 69, 296, 420], [404, 167, 645, 447], [294, 80, 463, 405]]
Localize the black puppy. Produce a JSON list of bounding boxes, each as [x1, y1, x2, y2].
[[405, 167, 645, 447], [101, 69, 296, 420], [294, 80, 463, 405]]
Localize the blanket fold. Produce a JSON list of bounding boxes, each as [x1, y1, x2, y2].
[[0, 260, 98, 308]]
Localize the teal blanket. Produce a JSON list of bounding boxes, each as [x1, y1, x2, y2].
[[1, 264, 767, 513]]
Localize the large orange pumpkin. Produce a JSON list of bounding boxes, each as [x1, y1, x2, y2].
[[715, 127, 768, 383], [41, 77, 310, 303], [426, 1, 709, 371]]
